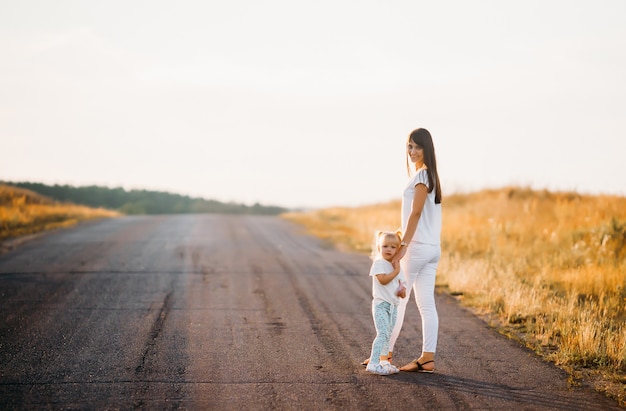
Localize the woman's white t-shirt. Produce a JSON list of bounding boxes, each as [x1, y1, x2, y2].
[[401, 168, 442, 245], [370, 258, 404, 305]]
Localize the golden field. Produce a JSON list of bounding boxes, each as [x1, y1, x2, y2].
[[0, 184, 119, 242], [282, 187, 626, 405]]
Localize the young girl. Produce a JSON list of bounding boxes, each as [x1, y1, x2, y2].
[[365, 231, 407, 375]]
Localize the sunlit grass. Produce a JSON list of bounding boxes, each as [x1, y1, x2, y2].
[[0, 184, 119, 241], [283, 187, 626, 405]]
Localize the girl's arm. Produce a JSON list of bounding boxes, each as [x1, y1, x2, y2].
[[374, 265, 401, 285], [393, 183, 428, 263]]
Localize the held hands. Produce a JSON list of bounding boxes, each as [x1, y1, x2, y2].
[[392, 246, 406, 266]]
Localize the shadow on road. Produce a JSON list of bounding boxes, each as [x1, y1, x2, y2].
[[393, 372, 607, 410]]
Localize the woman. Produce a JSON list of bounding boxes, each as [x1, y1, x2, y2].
[[390, 127, 442, 373]]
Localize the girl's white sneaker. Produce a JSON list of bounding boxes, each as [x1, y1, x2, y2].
[[366, 362, 399, 375]]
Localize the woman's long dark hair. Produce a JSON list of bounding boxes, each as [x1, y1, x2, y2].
[[406, 128, 442, 204]]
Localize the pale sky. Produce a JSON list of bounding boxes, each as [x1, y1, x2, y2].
[[1, 0, 625, 209]]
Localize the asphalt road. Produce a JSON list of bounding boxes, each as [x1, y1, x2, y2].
[[0, 215, 620, 410]]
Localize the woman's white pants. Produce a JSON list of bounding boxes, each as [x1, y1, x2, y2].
[[389, 242, 441, 354]]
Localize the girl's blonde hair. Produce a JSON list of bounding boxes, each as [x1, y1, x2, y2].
[[371, 230, 402, 259]]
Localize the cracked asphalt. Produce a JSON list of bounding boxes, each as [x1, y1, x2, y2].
[[0, 215, 621, 410]]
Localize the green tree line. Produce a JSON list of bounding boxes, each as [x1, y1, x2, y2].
[[3, 182, 289, 215]]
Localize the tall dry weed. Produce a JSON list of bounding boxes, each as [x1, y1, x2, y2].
[[0, 184, 119, 241], [283, 187, 626, 402]]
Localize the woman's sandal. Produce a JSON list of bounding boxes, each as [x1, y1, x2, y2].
[[400, 359, 434, 373]]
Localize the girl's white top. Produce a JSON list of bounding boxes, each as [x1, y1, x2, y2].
[[401, 168, 442, 245], [370, 258, 404, 305]]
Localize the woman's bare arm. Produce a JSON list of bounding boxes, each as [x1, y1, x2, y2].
[[393, 183, 428, 264]]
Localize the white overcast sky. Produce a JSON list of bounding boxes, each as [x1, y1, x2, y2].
[[1, 0, 625, 208]]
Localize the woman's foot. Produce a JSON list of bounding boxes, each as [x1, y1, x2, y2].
[[400, 359, 435, 373]]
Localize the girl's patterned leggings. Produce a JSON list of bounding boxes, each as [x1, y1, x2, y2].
[[368, 300, 398, 365]]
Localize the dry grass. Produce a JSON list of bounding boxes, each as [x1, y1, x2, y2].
[[0, 184, 119, 242], [282, 187, 626, 405]]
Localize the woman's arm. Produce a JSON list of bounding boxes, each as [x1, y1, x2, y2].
[[393, 183, 428, 263]]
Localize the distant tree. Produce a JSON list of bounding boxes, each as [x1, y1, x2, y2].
[[2, 182, 289, 215]]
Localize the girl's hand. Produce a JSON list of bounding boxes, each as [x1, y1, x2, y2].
[[395, 281, 407, 298]]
